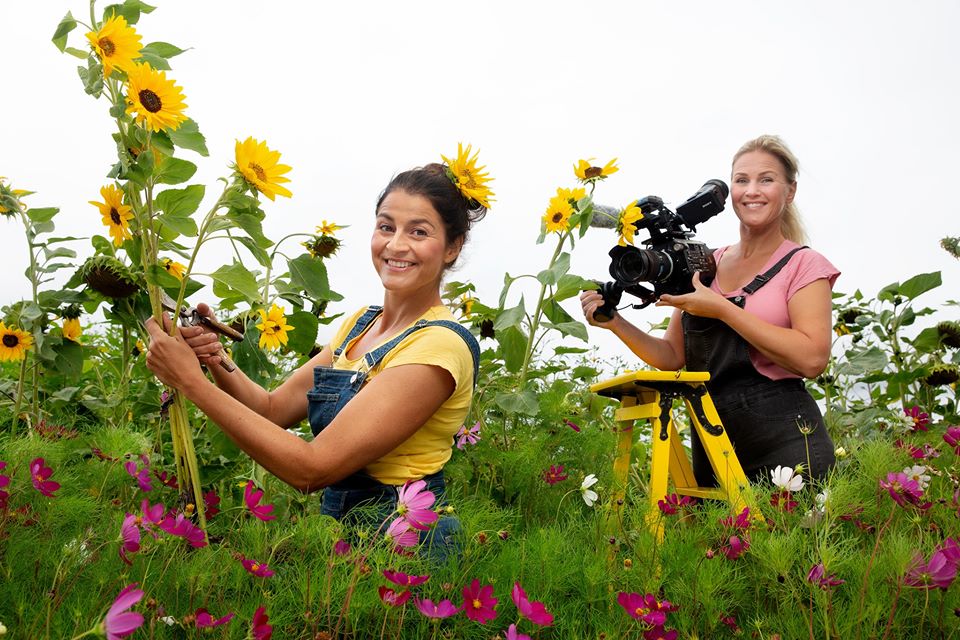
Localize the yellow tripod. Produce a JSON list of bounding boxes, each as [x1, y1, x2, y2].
[[590, 370, 757, 541]]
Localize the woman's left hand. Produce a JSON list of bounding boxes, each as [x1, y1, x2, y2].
[[656, 272, 731, 319], [144, 314, 207, 392]]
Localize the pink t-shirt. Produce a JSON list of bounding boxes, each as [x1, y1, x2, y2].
[[709, 239, 840, 380]]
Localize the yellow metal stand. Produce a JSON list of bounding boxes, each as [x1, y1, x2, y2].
[[590, 371, 757, 541]]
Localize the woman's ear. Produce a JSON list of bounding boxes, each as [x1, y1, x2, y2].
[[445, 236, 465, 265], [786, 180, 797, 204]]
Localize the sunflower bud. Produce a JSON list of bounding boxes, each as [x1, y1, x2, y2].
[[77, 256, 143, 299], [937, 321, 960, 349], [303, 234, 342, 259], [924, 363, 960, 386]]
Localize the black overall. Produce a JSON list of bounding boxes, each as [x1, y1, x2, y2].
[[681, 247, 835, 487], [307, 306, 480, 561]]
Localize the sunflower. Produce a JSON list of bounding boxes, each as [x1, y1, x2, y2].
[[574, 158, 619, 184], [543, 193, 573, 234], [125, 62, 188, 132], [89, 184, 134, 246], [255, 304, 294, 351], [556, 186, 586, 205], [62, 317, 82, 343], [302, 234, 341, 259], [86, 14, 142, 78], [617, 201, 644, 247], [0, 322, 33, 362], [316, 220, 343, 236], [161, 257, 186, 280], [458, 294, 476, 318], [441, 143, 495, 209], [233, 137, 293, 201]]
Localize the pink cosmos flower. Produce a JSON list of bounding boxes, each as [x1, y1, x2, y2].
[[203, 489, 220, 519], [944, 426, 960, 455], [905, 405, 930, 432], [904, 550, 958, 590], [0, 461, 10, 510], [720, 507, 751, 531], [511, 582, 554, 626], [456, 421, 482, 449], [251, 606, 272, 640], [807, 563, 845, 590], [244, 483, 276, 521], [383, 569, 430, 587], [385, 516, 418, 549], [720, 614, 740, 633], [140, 499, 166, 529], [158, 513, 207, 547], [333, 539, 351, 556], [906, 443, 940, 459], [29, 457, 60, 497], [937, 538, 960, 568], [153, 469, 178, 489], [543, 465, 568, 485], [643, 627, 679, 640], [195, 608, 235, 628], [879, 472, 931, 509], [616, 591, 677, 626], [124, 461, 153, 492], [119, 514, 141, 565], [770, 490, 798, 512], [415, 597, 458, 619], [461, 579, 498, 624], [240, 556, 275, 578], [657, 493, 693, 515], [396, 479, 438, 530], [722, 535, 750, 560], [378, 586, 412, 606], [564, 419, 581, 433], [505, 623, 531, 640], [102, 583, 144, 639]]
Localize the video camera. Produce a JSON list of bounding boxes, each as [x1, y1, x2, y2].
[[593, 179, 728, 322]]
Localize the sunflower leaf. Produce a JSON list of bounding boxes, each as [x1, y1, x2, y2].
[[285, 311, 319, 355], [156, 185, 205, 219], [225, 210, 273, 248], [496, 325, 527, 373], [542, 321, 588, 342], [168, 119, 209, 157], [64, 47, 89, 60], [142, 41, 185, 59], [27, 208, 60, 223], [77, 59, 104, 97], [137, 50, 170, 70], [553, 273, 596, 302], [51, 11, 77, 52], [230, 235, 272, 269], [494, 300, 526, 331], [494, 390, 539, 416], [210, 263, 261, 302], [536, 252, 571, 286], [288, 255, 332, 300], [155, 157, 198, 186]]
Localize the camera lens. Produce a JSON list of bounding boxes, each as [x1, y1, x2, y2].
[[609, 246, 673, 285]]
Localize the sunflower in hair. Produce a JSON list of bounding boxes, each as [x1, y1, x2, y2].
[[441, 143, 494, 209], [125, 62, 188, 132], [86, 14, 142, 77], [0, 322, 33, 362], [235, 137, 293, 201]]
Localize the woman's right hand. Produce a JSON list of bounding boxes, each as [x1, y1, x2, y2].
[[580, 290, 615, 328], [179, 302, 226, 367]]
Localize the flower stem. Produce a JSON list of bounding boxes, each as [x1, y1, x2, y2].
[[517, 232, 567, 387], [854, 504, 896, 640]]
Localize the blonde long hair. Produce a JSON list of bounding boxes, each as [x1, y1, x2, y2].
[[732, 135, 807, 244]]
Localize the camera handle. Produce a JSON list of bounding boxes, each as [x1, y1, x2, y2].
[[593, 281, 659, 322]]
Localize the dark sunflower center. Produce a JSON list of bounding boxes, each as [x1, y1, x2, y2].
[[3, 334, 19, 348], [248, 163, 267, 182], [551, 212, 563, 223], [138, 89, 163, 113], [110, 208, 121, 225], [585, 166, 603, 178], [98, 37, 116, 56]]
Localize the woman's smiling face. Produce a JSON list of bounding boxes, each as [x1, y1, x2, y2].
[[731, 150, 797, 231]]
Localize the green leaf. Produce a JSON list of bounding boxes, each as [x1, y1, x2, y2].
[[908, 327, 942, 353], [494, 390, 539, 416], [232, 327, 276, 386], [494, 300, 526, 331], [210, 262, 261, 302], [77, 60, 103, 97], [27, 207, 59, 223], [226, 210, 273, 249], [542, 298, 575, 325], [543, 321, 589, 341], [155, 157, 197, 185], [836, 346, 888, 376], [554, 346, 590, 355], [142, 41, 185, 59], [42, 246, 76, 261], [231, 235, 272, 268], [64, 46, 89, 59], [20, 302, 44, 323], [168, 119, 209, 156], [554, 273, 596, 301], [496, 325, 527, 372], [155, 185, 204, 238], [51, 341, 85, 380], [285, 311, 320, 355], [103, 0, 153, 25], [91, 235, 115, 256], [137, 50, 170, 70], [52, 11, 77, 52], [899, 271, 941, 300], [288, 255, 333, 301], [536, 252, 571, 286], [151, 130, 175, 157]]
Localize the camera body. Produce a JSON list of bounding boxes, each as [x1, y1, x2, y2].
[[594, 180, 728, 323]]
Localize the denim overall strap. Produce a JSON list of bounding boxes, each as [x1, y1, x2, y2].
[[362, 319, 481, 388], [333, 306, 383, 358]]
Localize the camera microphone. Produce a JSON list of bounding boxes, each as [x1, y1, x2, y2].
[[588, 204, 621, 229]]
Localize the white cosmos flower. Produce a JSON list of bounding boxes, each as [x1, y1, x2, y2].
[[581, 474, 599, 507], [903, 465, 931, 490], [770, 465, 804, 493]]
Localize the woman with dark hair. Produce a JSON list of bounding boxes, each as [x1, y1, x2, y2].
[[143, 145, 491, 557], [581, 135, 838, 487]]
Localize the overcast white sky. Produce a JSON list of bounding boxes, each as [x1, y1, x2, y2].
[[4, 1, 959, 366]]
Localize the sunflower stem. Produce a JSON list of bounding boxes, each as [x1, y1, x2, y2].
[[517, 231, 567, 387]]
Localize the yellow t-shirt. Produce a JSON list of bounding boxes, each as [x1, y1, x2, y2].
[[326, 305, 474, 485]]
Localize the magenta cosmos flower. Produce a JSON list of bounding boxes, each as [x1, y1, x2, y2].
[[807, 563, 845, 590], [101, 583, 144, 640], [0, 461, 10, 510], [29, 457, 60, 497], [415, 597, 458, 619], [396, 479, 438, 530], [543, 465, 568, 485], [378, 586, 412, 606], [240, 556, 275, 578], [461, 579, 498, 624], [722, 535, 750, 560], [119, 514, 141, 565], [333, 539, 351, 555], [124, 460, 153, 492], [251, 606, 272, 640], [944, 426, 960, 455], [456, 422, 481, 449], [616, 591, 677, 627], [564, 419, 581, 432], [719, 506, 751, 531], [195, 608, 235, 628], [243, 482, 276, 521], [203, 489, 220, 519], [904, 405, 930, 432], [510, 582, 554, 626], [158, 513, 207, 548], [879, 472, 930, 509], [383, 569, 430, 587], [657, 493, 693, 515], [505, 623, 531, 640], [385, 516, 418, 549], [904, 550, 958, 590]]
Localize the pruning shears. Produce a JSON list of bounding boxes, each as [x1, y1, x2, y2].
[[158, 291, 244, 372]]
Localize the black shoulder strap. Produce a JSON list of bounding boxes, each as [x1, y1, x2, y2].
[[741, 246, 808, 295]]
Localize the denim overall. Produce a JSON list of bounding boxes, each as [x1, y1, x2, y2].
[[307, 306, 480, 562], [682, 247, 836, 487]]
